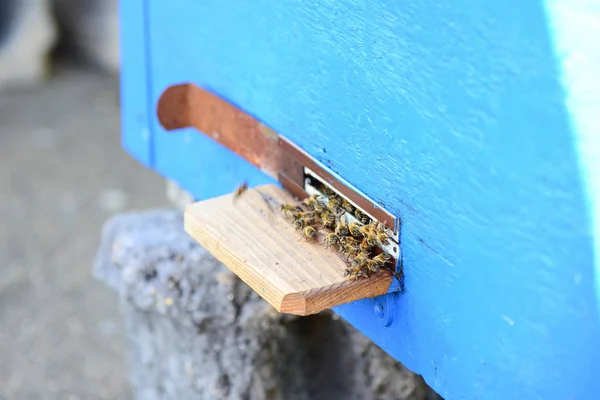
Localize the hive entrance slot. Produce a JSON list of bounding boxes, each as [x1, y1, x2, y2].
[[302, 169, 400, 262]]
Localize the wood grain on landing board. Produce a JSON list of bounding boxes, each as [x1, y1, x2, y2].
[[184, 184, 392, 315]]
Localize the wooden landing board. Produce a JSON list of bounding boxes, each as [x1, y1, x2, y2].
[[184, 184, 393, 315]]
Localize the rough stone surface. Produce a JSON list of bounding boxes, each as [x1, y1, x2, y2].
[[95, 209, 440, 400], [0, 0, 57, 92]]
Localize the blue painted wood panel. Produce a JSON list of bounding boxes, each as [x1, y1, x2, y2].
[[119, 0, 152, 166], [120, 1, 600, 398]]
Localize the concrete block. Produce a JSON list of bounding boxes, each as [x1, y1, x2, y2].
[[95, 209, 439, 400]]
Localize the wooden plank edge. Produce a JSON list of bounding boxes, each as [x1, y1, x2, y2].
[[184, 209, 286, 312], [280, 272, 393, 316], [185, 202, 393, 316]]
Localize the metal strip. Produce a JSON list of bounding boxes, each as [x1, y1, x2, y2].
[[278, 136, 398, 234], [156, 83, 305, 192]]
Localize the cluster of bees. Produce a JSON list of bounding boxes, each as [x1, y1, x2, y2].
[[281, 190, 393, 280]]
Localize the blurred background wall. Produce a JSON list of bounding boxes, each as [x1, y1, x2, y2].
[[0, 1, 167, 398]]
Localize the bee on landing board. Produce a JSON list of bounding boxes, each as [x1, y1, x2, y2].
[[323, 232, 340, 249], [335, 220, 349, 237], [294, 216, 317, 230], [289, 211, 315, 222], [372, 253, 391, 265], [281, 203, 304, 214], [366, 259, 381, 274], [300, 226, 317, 242], [303, 194, 326, 212], [233, 181, 248, 201], [320, 211, 336, 228]]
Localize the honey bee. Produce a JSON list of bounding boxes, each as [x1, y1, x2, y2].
[[328, 195, 343, 207], [362, 231, 378, 248], [348, 222, 363, 237], [354, 251, 370, 266], [345, 266, 367, 280], [323, 233, 340, 249], [280, 204, 303, 214], [359, 222, 375, 235], [354, 209, 371, 224], [233, 181, 248, 200], [354, 268, 370, 280], [320, 212, 336, 228], [339, 243, 360, 259], [320, 185, 335, 196], [335, 220, 349, 236], [303, 194, 326, 212], [328, 204, 345, 217], [289, 211, 314, 222], [366, 259, 381, 273], [338, 235, 359, 245], [359, 238, 373, 253], [341, 199, 355, 213], [372, 253, 391, 265], [300, 226, 317, 241], [294, 216, 316, 230], [338, 244, 350, 254], [375, 230, 391, 246]]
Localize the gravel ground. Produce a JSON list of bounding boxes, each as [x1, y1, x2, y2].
[[0, 65, 167, 399]]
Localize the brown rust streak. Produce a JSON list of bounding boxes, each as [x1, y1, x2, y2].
[[156, 83, 304, 191]]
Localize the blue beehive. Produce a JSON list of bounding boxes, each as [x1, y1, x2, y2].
[[119, 1, 600, 398]]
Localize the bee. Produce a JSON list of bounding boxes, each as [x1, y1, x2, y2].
[[320, 185, 335, 196], [281, 204, 303, 214], [303, 194, 326, 212], [341, 199, 355, 213], [346, 266, 366, 280], [320, 211, 336, 228], [289, 211, 315, 222], [374, 222, 386, 232], [348, 222, 363, 237], [233, 181, 248, 200], [366, 259, 381, 274], [294, 216, 316, 230], [328, 204, 345, 217], [323, 233, 340, 249], [300, 226, 317, 241], [359, 222, 375, 236], [338, 235, 359, 245], [362, 231, 378, 248], [354, 209, 371, 224], [355, 251, 371, 266], [338, 244, 350, 254], [344, 266, 367, 280], [339, 243, 360, 259], [375, 230, 391, 246], [335, 220, 349, 236], [354, 268, 370, 280], [372, 253, 392, 265], [359, 238, 373, 253], [328, 194, 343, 207]]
